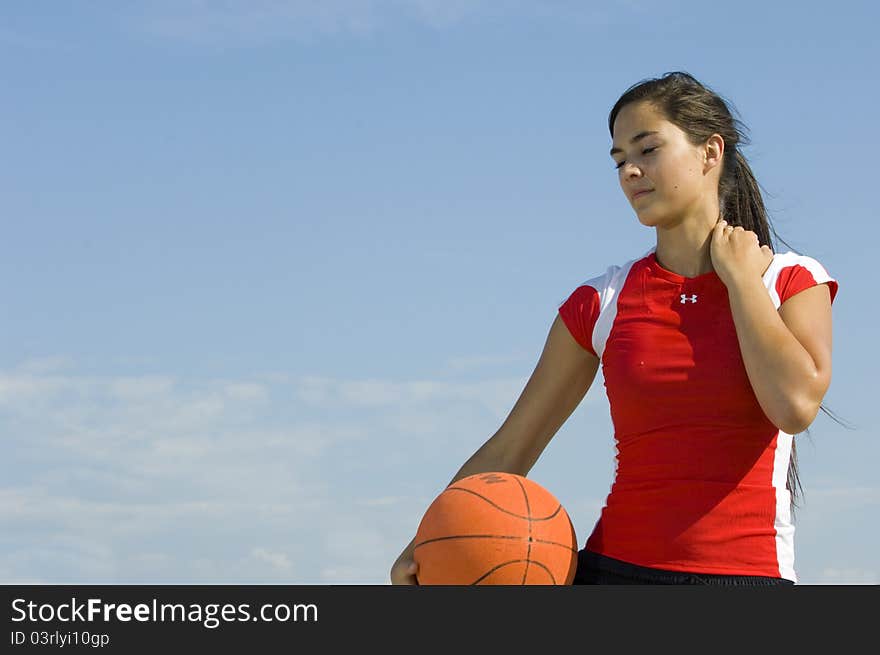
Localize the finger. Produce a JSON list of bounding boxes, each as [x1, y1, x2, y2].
[[733, 226, 744, 232], [392, 570, 418, 585], [407, 561, 420, 585]]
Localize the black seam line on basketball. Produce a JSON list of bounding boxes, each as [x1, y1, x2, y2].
[[470, 559, 557, 585], [444, 487, 563, 521], [412, 535, 577, 550], [512, 476, 532, 585]]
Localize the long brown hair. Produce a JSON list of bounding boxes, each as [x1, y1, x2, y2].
[[607, 71, 850, 518]]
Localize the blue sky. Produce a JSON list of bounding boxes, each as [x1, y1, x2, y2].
[[1, 1, 877, 584]]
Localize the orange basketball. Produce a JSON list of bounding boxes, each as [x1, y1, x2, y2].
[[413, 472, 578, 585]]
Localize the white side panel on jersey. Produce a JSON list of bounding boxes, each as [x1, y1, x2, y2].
[[771, 429, 798, 583], [762, 251, 835, 309], [761, 251, 834, 583], [591, 251, 649, 360], [573, 249, 650, 489]]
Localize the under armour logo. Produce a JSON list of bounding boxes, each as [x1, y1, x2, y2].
[[680, 294, 698, 304], [479, 473, 507, 484]]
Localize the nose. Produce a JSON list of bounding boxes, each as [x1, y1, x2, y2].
[[622, 161, 643, 178]]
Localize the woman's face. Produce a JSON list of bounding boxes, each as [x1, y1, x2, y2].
[[610, 101, 715, 229]]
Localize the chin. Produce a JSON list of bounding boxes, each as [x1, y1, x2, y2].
[[634, 209, 663, 228]]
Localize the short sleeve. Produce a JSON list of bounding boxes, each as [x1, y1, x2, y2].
[[557, 259, 637, 360], [558, 285, 601, 356], [774, 255, 839, 306]]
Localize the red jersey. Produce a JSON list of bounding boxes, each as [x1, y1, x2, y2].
[[557, 248, 839, 582]]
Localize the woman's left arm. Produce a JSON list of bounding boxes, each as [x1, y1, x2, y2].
[[711, 220, 834, 434], [726, 273, 833, 434]]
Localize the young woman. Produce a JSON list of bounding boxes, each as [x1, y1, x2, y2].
[[390, 71, 838, 585]]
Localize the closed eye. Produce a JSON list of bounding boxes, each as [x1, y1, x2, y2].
[[614, 146, 657, 170]]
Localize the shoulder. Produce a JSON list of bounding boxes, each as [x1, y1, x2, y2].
[[762, 251, 839, 307], [557, 248, 653, 308], [556, 249, 652, 357], [765, 250, 834, 273]]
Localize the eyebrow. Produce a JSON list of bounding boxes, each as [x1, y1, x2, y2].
[[609, 130, 660, 157]]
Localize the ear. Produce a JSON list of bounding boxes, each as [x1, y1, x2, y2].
[[703, 133, 725, 174]]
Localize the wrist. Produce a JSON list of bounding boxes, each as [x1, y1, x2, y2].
[[723, 271, 765, 293]]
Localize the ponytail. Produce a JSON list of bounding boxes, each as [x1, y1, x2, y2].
[[725, 149, 793, 253]]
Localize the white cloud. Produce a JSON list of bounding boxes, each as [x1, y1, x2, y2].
[[293, 374, 525, 420], [808, 486, 880, 505], [249, 547, 293, 572], [14, 356, 77, 374], [222, 382, 270, 402], [0, 373, 77, 405], [818, 568, 878, 585], [445, 352, 530, 372], [0, 361, 542, 583], [108, 376, 176, 399], [356, 495, 407, 507]]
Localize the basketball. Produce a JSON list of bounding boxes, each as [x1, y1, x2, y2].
[[413, 472, 578, 585]]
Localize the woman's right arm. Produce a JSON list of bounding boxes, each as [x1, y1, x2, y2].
[[390, 313, 600, 584]]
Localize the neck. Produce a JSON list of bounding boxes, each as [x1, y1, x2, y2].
[[653, 214, 718, 278]]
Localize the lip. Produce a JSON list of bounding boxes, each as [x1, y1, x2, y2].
[[632, 189, 653, 200]]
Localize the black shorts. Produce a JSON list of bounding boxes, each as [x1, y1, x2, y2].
[[573, 549, 795, 586]]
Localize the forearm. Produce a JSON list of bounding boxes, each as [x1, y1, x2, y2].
[[396, 443, 512, 565], [446, 431, 531, 487], [726, 277, 821, 433]]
